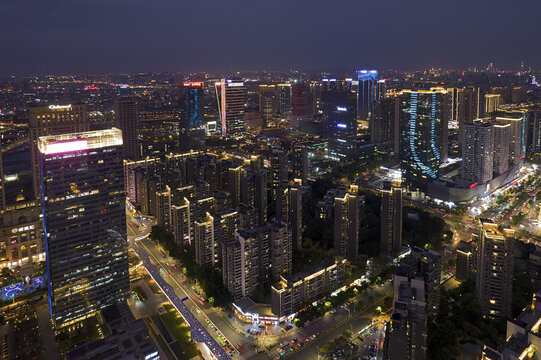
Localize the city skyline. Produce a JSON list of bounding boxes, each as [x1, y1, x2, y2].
[[1, 0, 541, 76]]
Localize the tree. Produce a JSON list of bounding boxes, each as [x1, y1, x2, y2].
[[343, 329, 352, 338]]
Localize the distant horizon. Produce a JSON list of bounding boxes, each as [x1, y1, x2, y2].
[[0, 63, 537, 79], [2, 0, 540, 77]]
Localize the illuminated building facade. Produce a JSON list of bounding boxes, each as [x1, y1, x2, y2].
[[216, 79, 245, 136], [271, 257, 346, 317], [180, 82, 204, 131], [356, 70, 384, 121], [258, 85, 279, 126], [114, 97, 139, 160], [194, 212, 215, 267], [278, 84, 291, 121], [334, 185, 360, 261], [461, 121, 494, 185], [475, 219, 514, 319], [327, 90, 358, 162], [380, 180, 402, 256], [28, 103, 90, 201], [38, 128, 129, 327], [399, 89, 447, 186]]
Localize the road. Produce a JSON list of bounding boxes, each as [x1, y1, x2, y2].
[[126, 213, 232, 359]]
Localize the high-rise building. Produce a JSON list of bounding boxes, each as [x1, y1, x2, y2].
[[495, 112, 526, 166], [216, 79, 245, 136], [222, 231, 259, 300], [270, 148, 288, 200], [241, 166, 267, 226], [194, 212, 215, 267], [258, 85, 279, 126], [371, 97, 397, 146], [449, 87, 482, 150], [270, 220, 292, 281], [356, 70, 383, 121], [38, 128, 128, 328], [291, 83, 310, 126], [328, 104, 358, 162], [114, 97, 139, 160], [380, 180, 402, 256], [156, 185, 172, 229], [171, 198, 191, 245], [28, 102, 90, 200], [529, 110, 541, 157], [456, 241, 475, 282], [290, 179, 303, 249], [485, 94, 502, 114], [399, 89, 448, 186], [213, 209, 240, 259], [493, 123, 511, 175], [123, 158, 159, 205], [461, 121, 494, 185], [278, 84, 291, 121], [334, 185, 360, 261], [180, 82, 205, 131], [228, 165, 243, 208], [291, 144, 308, 184], [476, 219, 514, 318]]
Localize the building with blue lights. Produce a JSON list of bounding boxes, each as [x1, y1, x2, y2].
[[356, 70, 384, 122], [399, 89, 448, 187], [323, 84, 357, 161], [38, 128, 129, 328], [180, 82, 205, 131]]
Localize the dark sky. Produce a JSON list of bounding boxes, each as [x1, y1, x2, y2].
[[1, 0, 540, 76]]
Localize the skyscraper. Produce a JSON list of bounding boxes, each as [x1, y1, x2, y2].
[[291, 144, 308, 184], [461, 121, 494, 185], [270, 148, 288, 200], [485, 94, 502, 114], [258, 84, 279, 126], [493, 123, 511, 175], [270, 220, 292, 281], [216, 79, 245, 136], [38, 128, 129, 328], [278, 84, 291, 121], [114, 97, 139, 160], [222, 231, 259, 300], [476, 219, 514, 318], [357, 70, 383, 122], [495, 112, 526, 165], [291, 83, 310, 127], [28, 102, 90, 201], [194, 212, 215, 267], [334, 185, 360, 261], [371, 97, 397, 146], [180, 82, 205, 131], [399, 89, 448, 186], [380, 180, 402, 256]]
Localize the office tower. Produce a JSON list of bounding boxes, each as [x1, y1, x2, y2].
[[270, 148, 288, 199], [476, 219, 514, 318], [270, 220, 292, 281], [180, 81, 204, 131], [271, 257, 346, 317], [495, 112, 526, 165], [399, 89, 448, 185], [216, 79, 245, 136], [371, 97, 397, 145], [493, 123, 511, 175], [114, 97, 139, 160], [449, 87, 482, 150], [529, 110, 541, 156], [194, 212, 215, 267], [456, 241, 475, 282], [222, 231, 259, 300], [171, 198, 190, 245], [328, 100, 358, 162], [386, 264, 428, 360], [461, 121, 494, 185], [291, 83, 310, 126], [38, 128, 128, 327], [290, 179, 303, 249], [380, 180, 402, 256], [356, 70, 383, 121], [28, 103, 90, 200], [228, 165, 243, 208], [278, 84, 291, 121], [259, 85, 279, 126], [485, 94, 502, 114], [292, 144, 308, 184], [334, 185, 360, 261]]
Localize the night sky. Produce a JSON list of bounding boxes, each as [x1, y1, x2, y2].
[[1, 0, 540, 75]]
